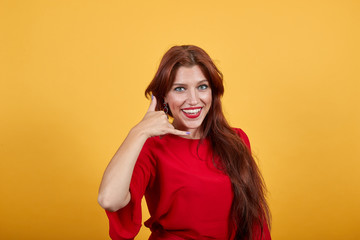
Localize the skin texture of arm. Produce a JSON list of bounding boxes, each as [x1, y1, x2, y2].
[[98, 96, 189, 212]]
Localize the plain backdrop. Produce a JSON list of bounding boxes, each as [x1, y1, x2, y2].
[[1, 0, 359, 239]]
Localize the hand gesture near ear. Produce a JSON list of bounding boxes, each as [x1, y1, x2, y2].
[[134, 95, 189, 138]]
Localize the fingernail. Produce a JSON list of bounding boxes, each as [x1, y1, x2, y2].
[[186, 132, 190, 135], [151, 94, 154, 100]]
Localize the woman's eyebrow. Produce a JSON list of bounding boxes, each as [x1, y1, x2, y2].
[[198, 79, 209, 84]]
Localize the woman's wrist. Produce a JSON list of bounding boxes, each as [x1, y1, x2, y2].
[[129, 124, 149, 141]]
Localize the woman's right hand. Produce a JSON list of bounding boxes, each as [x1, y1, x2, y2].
[[132, 95, 189, 139]]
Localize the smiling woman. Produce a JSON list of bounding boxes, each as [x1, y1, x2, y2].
[[98, 45, 271, 240]]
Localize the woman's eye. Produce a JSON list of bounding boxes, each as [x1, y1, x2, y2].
[[198, 84, 208, 90], [174, 87, 185, 92]]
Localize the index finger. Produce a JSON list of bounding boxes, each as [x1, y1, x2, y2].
[[147, 95, 157, 112]]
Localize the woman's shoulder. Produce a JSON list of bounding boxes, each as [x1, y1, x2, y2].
[[232, 127, 248, 138], [232, 127, 251, 151], [142, 134, 192, 151]]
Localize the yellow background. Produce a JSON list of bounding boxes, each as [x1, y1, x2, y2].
[[1, 0, 359, 239]]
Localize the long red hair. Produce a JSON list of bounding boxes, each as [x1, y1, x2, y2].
[[145, 45, 271, 239]]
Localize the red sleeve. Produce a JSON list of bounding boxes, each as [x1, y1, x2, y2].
[[105, 137, 156, 240]]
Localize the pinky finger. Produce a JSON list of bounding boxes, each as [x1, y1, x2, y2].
[[169, 129, 190, 136]]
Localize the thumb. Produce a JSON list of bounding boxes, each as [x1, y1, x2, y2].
[[147, 94, 157, 112]]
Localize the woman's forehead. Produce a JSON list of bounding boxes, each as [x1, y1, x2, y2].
[[173, 65, 208, 84]]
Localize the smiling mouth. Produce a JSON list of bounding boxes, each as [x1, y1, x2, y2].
[[182, 107, 202, 114], [181, 107, 203, 118]]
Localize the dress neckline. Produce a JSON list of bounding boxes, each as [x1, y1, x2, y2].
[[165, 134, 208, 142]]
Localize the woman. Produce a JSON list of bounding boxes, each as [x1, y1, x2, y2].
[[98, 45, 271, 240]]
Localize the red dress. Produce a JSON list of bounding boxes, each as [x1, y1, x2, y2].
[[105, 128, 271, 240]]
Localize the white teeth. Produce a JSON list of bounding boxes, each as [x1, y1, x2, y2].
[[182, 108, 201, 114]]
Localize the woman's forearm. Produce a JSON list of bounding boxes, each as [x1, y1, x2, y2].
[[97, 126, 148, 212]]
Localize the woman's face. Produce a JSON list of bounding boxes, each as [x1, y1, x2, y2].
[[164, 65, 212, 138]]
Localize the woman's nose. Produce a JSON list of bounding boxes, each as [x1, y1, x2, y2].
[[187, 89, 199, 105]]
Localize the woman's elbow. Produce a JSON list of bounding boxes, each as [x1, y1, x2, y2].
[[97, 192, 131, 212]]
